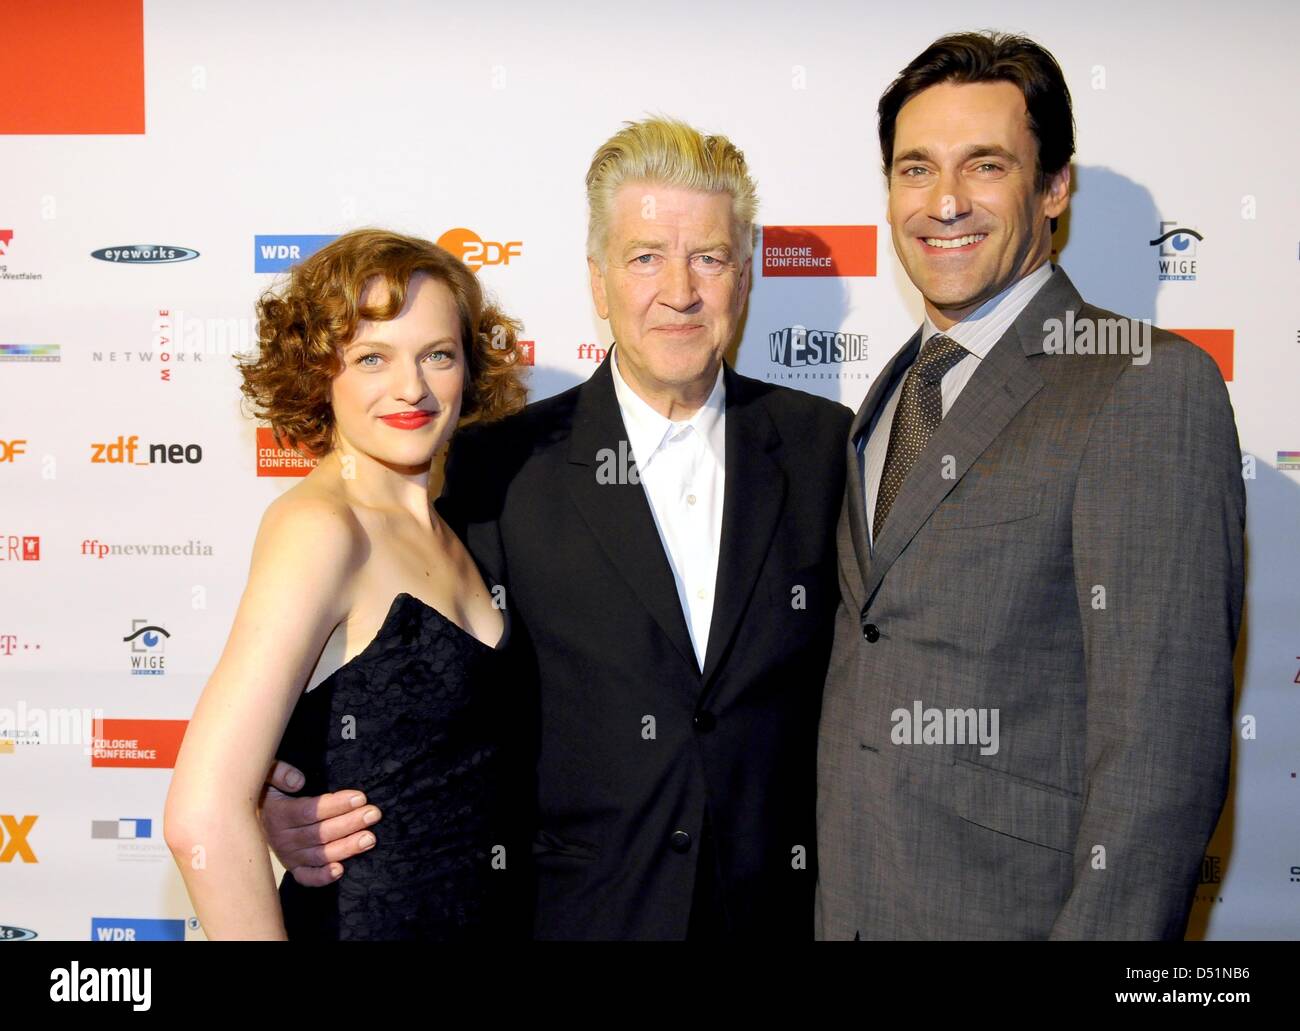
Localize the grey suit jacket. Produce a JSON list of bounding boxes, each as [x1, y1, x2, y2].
[[815, 266, 1246, 940]]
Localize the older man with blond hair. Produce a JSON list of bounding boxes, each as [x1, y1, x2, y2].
[[261, 117, 851, 940]]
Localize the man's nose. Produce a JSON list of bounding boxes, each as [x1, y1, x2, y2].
[[927, 167, 971, 223], [659, 257, 701, 310]]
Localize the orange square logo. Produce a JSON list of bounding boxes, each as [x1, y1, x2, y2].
[[1172, 329, 1234, 382], [91, 719, 188, 768], [256, 427, 319, 477], [0, 1, 145, 134], [761, 226, 877, 277]]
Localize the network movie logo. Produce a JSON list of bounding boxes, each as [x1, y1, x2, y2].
[[761, 226, 877, 277], [1, 535, 40, 561], [91, 917, 185, 942], [1278, 452, 1300, 472], [91, 719, 187, 768], [92, 818, 152, 840], [1149, 222, 1202, 282], [123, 619, 169, 675], [0, 344, 59, 362], [91, 244, 199, 264], [769, 327, 868, 367], [254, 234, 337, 273], [437, 228, 522, 271]]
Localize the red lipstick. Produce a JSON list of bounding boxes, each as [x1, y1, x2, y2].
[[378, 411, 434, 430]]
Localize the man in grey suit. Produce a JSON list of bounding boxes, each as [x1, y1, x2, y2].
[[816, 31, 1245, 939]]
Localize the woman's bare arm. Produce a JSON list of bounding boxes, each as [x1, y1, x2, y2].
[[163, 493, 361, 940]]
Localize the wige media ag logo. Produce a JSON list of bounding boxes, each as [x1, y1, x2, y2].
[[91, 245, 199, 264], [437, 228, 522, 272], [254, 234, 337, 273], [123, 619, 169, 676], [1149, 221, 1202, 282]]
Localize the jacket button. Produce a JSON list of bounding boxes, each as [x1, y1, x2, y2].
[[669, 830, 692, 853], [862, 622, 880, 643], [692, 711, 716, 732]]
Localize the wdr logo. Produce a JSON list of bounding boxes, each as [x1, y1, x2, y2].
[[254, 235, 337, 273]]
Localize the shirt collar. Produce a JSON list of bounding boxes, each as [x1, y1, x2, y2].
[[609, 344, 726, 471], [921, 260, 1055, 359]]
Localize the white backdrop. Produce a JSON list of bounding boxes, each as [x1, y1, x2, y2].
[[1, 0, 1296, 940]]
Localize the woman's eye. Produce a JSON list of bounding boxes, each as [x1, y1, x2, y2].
[[426, 350, 452, 363], [357, 353, 381, 367]]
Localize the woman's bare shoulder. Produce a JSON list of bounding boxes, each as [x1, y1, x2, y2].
[[247, 476, 367, 603]]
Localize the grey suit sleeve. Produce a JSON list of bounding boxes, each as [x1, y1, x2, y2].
[[1051, 338, 1245, 940]]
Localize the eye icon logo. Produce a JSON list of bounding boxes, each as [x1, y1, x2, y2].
[[123, 621, 169, 676], [1149, 221, 1202, 282], [436, 228, 522, 272], [1149, 223, 1203, 258]]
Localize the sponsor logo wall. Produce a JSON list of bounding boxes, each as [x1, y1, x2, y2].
[[1, 0, 1296, 940]]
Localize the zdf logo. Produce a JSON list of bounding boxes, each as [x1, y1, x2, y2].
[[0, 815, 38, 862], [0, 440, 26, 462], [437, 228, 522, 272]]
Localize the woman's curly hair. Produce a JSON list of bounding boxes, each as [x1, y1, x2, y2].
[[237, 227, 528, 457]]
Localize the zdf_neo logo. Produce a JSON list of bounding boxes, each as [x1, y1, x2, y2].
[[436, 228, 522, 271], [90, 435, 203, 465]]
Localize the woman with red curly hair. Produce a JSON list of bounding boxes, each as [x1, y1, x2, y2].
[[165, 228, 527, 940]]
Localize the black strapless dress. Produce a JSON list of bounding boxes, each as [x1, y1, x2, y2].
[[275, 591, 511, 940]]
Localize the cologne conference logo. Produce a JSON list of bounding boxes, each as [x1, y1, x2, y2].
[[761, 225, 877, 277], [91, 245, 200, 264]]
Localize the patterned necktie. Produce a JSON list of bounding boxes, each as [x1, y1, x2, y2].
[[873, 333, 970, 536]]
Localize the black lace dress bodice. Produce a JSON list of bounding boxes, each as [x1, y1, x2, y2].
[[275, 591, 510, 940]]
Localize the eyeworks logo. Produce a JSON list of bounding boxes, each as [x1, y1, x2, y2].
[[91, 245, 199, 264]]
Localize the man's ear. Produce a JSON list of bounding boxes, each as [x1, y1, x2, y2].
[[1044, 163, 1071, 220], [588, 256, 609, 320], [736, 255, 753, 310]]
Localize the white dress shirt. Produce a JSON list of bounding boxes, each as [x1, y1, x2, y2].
[[860, 261, 1054, 549], [610, 344, 726, 671]]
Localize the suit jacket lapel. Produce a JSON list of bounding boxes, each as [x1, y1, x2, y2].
[[859, 267, 1084, 605], [564, 355, 699, 673], [700, 365, 785, 686], [842, 332, 921, 605]]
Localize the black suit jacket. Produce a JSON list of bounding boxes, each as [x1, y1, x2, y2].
[[436, 352, 851, 939]]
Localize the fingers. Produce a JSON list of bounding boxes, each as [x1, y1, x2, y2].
[[267, 759, 306, 793], [291, 861, 345, 889], [292, 789, 372, 831], [284, 827, 379, 870], [276, 795, 382, 853]]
